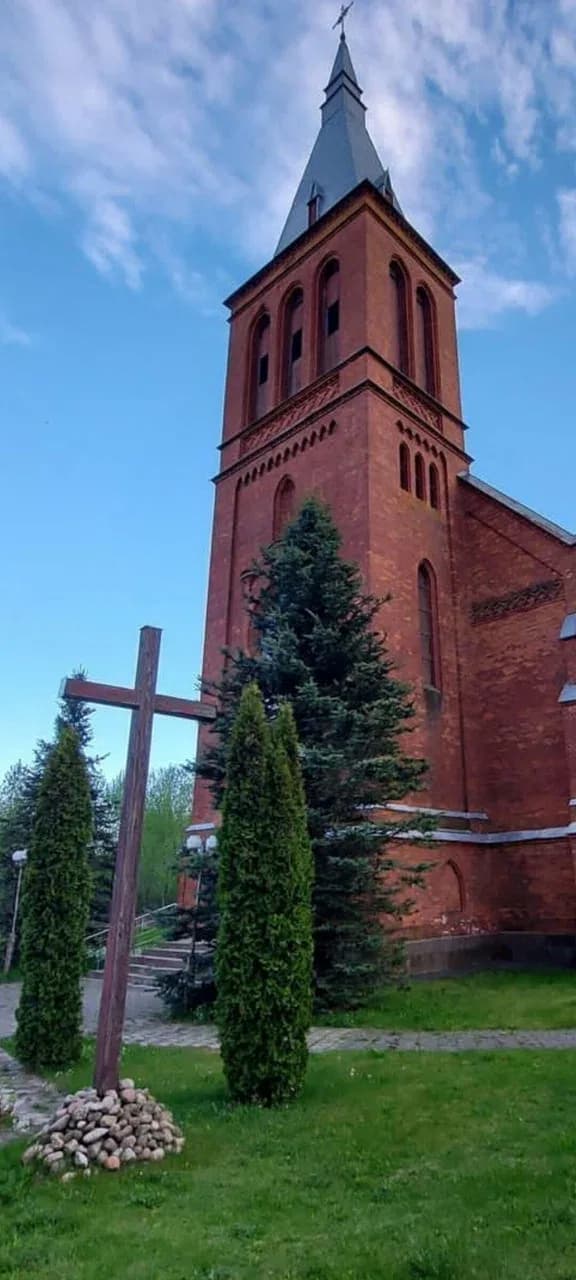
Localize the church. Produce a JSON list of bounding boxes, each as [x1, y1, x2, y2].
[[189, 34, 576, 973]]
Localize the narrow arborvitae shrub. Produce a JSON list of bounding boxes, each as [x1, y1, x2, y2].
[[196, 498, 432, 1011], [216, 684, 313, 1105], [1, 674, 118, 933], [15, 726, 92, 1070]]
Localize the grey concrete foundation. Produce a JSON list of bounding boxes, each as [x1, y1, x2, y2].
[[406, 931, 576, 978]]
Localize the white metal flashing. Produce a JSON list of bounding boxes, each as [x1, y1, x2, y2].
[[560, 684, 576, 704], [385, 802, 489, 821], [399, 823, 576, 846], [459, 473, 576, 545], [560, 614, 576, 640]]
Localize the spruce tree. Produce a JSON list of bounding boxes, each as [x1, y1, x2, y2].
[[216, 684, 313, 1105], [156, 837, 219, 1016], [197, 499, 432, 1011], [15, 726, 92, 1070]]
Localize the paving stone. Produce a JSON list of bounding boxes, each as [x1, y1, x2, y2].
[[5, 979, 576, 1077]]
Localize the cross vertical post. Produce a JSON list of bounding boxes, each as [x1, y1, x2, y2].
[[93, 627, 161, 1093]]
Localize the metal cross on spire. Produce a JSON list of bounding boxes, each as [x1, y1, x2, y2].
[[333, 1, 354, 38]]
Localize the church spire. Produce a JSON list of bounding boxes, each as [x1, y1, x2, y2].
[[275, 34, 401, 256]]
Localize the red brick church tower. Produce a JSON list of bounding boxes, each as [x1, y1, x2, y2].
[[190, 35, 576, 971]]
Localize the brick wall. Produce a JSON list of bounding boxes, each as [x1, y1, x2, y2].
[[189, 183, 576, 942]]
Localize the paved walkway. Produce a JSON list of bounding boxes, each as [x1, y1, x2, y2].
[[124, 1023, 576, 1053], [0, 1047, 63, 1144], [4, 980, 576, 1054]]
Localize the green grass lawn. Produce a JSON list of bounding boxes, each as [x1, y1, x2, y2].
[[1, 1044, 576, 1279], [319, 968, 576, 1031]]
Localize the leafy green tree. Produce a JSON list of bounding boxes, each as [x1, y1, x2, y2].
[[139, 766, 191, 912], [15, 726, 92, 1070], [216, 684, 313, 1106], [197, 499, 431, 1011], [105, 765, 191, 913]]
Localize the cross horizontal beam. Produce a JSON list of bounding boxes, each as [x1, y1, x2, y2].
[[61, 677, 216, 724]]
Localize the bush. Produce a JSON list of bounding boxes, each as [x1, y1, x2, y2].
[[15, 726, 92, 1070], [216, 685, 313, 1106], [156, 966, 216, 1019]]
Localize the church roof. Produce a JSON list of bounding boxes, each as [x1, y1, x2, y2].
[[460, 474, 575, 545], [275, 35, 402, 256]]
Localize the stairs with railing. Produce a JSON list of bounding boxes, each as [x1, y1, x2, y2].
[[87, 905, 191, 991]]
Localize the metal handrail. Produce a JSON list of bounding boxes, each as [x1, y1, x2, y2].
[[86, 903, 178, 971], [86, 902, 178, 946]]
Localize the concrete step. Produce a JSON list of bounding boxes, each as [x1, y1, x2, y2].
[[130, 954, 184, 971], [132, 946, 191, 962]]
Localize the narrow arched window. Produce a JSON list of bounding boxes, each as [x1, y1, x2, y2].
[[415, 453, 426, 501], [418, 562, 440, 690], [283, 289, 304, 399], [399, 442, 411, 492], [273, 476, 296, 539], [389, 260, 410, 375], [416, 286, 436, 396], [318, 259, 340, 374], [250, 313, 271, 420], [429, 463, 440, 510]]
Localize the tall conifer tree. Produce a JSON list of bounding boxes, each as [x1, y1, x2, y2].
[[197, 499, 431, 1010], [1, 673, 117, 930], [216, 684, 313, 1105], [15, 726, 92, 1070]]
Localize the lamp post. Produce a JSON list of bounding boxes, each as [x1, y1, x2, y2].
[[3, 849, 28, 976], [184, 832, 218, 980]]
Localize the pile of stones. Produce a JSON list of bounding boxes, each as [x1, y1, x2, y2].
[[22, 1078, 185, 1180]]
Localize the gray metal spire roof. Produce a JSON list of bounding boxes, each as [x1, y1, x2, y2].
[[275, 35, 402, 256]]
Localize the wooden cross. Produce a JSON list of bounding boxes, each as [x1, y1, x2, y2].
[[62, 626, 215, 1094], [333, 1, 354, 36]]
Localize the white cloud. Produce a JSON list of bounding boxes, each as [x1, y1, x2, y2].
[[558, 188, 576, 271], [456, 260, 557, 329], [0, 0, 572, 316], [0, 114, 29, 180], [0, 312, 32, 346]]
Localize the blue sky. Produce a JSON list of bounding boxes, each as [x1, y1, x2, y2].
[[1, 0, 575, 781]]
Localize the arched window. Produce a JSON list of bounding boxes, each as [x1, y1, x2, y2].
[[399, 442, 411, 492], [250, 313, 271, 421], [418, 562, 440, 690], [415, 286, 437, 396], [445, 860, 465, 913], [389, 260, 410, 376], [429, 463, 440, 510], [415, 453, 426, 501], [283, 289, 304, 399], [318, 259, 340, 374], [273, 476, 296, 539]]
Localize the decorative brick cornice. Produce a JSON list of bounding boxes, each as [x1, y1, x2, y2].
[[393, 377, 443, 433], [239, 418, 337, 488], [471, 578, 563, 626], [239, 373, 340, 460]]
